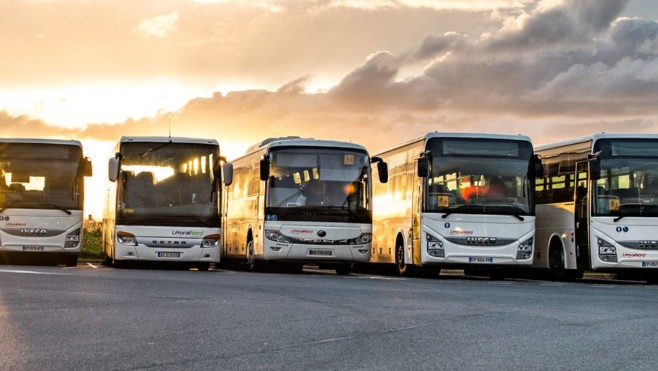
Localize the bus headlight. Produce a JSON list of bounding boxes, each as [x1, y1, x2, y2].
[[65, 228, 81, 248], [348, 233, 372, 245], [265, 230, 292, 243], [516, 237, 533, 260], [598, 238, 618, 262], [117, 231, 137, 246], [202, 234, 221, 248], [426, 233, 444, 258]]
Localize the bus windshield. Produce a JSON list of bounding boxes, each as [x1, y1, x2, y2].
[[593, 139, 658, 218], [424, 138, 534, 215], [0, 143, 83, 211], [265, 147, 371, 223], [116, 142, 219, 226]]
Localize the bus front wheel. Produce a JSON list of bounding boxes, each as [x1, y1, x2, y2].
[[335, 264, 352, 276]]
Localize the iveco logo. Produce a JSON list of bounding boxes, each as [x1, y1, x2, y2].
[[466, 237, 497, 245], [20, 228, 48, 235], [317, 230, 327, 237]]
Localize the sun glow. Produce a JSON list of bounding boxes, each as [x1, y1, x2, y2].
[[0, 80, 207, 128]]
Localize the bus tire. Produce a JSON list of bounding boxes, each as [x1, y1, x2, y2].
[[64, 255, 78, 267], [396, 243, 408, 277], [246, 238, 264, 272], [335, 264, 352, 276], [196, 263, 211, 271], [548, 242, 568, 281]]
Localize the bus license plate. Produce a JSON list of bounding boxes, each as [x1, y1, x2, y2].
[[309, 249, 332, 256], [469, 256, 493, 263], [157, 252, 181, 258], [23, 246, 44, 252], [642, 261, 658, 267]]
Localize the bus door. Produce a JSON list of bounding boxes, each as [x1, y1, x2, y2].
[[575, 161, 590, 270], [412, 161, 422, 265]]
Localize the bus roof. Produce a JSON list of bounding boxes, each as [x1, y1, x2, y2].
[[535, 132, 658, 152], [119, 136, 219, 146], [375, 132, 533, 156], [0, 138, 83, 147], [245, 137, 367, 155]]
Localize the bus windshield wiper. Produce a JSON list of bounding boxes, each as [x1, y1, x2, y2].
[[441, 204, 526, 220], [485, 205, 527, 221], [37, 203, 73, 215], [139, 140, 173, 157], [441, 204, 485, 219], [0, 201, 71, 215], [613, 205, 658, 222]]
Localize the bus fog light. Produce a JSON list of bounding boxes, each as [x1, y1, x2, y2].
[[357, 248, 369, 254], [202, 234, 221, 248], [117, 231, 137, 246], [65, 228, 81, 248], [270, 246, 282, 252], [428, 250, 444, 257]]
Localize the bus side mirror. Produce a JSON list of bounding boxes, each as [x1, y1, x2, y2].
[[82, 157, 93, 177], [108, 156, 120, 182], [223, 163, 234, 186], [589, 154, 601, 181], [533, 154, 543, 177], [377, 162, 388, 183], [260, 156, 270, 181], [371, 156, 388, 183], [417, 157, 429, 178]]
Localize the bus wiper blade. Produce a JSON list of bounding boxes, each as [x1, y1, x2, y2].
[[139, 140, 173, 157], [40, 203, 73, 215], [488, 205, 526, 221], [441, 204, 485, 219], [613, 215, 624, 222], [1, 201, 71, 215]]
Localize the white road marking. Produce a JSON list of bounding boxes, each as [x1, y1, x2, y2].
[[0, 269, 67, 275]]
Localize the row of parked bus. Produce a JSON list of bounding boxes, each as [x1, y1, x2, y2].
[[1, 133, 658, 282]]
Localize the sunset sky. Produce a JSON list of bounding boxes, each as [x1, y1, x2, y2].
[[2, 0, 658, 217]]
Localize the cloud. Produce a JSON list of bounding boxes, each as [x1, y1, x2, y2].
[[2, 0, 658, 157], [133, 11, 179, 38]]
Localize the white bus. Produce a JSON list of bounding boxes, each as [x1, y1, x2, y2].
[[103, 136, 224, 270], [0, 138, 93, 266], [535, 133, 658, 282], [371, 132, 542, 278], [222, 137, 387, 275]]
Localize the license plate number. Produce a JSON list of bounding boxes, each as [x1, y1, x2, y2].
[[157, 252, 181, 258], [469, 256, 493, 263], [642, 261, 658, 267], [23, 246, 44, 251], [309, 249, 332, 256]]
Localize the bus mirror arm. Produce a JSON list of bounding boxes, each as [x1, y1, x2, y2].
[[214, 156, 227, 178], [533, 154, 543, 177], [588, 152, 601, 181], [371, 157, 389, 183], [260, 156, 270, 181], [417, 151, 432, 178], [82, 157, 93, 177]]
